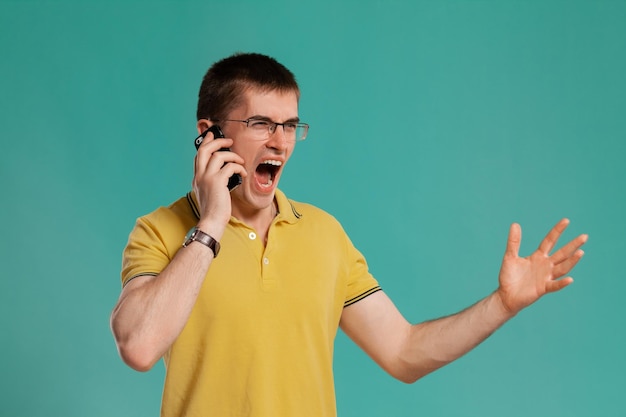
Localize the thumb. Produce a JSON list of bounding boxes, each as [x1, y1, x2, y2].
[[505, 223, 522, 258]]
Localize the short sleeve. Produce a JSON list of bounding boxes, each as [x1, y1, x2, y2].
[[120, 216, 172, 287], [342, 234, 381, 307]]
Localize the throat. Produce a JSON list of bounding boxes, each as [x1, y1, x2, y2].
[[231, 199, 278, 233], [255, 163, 279, 188], [240, 201, 278, 246], [257, 170, 273, 187]]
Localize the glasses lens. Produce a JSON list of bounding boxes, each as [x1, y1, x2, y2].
[[296, 124, 308, 141], [243, 120, 308, 141], [247, 120, 271, 139]]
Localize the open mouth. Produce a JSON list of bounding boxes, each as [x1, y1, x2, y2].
[[255, 160, 282, 188]]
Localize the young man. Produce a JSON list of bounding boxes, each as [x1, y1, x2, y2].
[[111, 53, 587, 417]]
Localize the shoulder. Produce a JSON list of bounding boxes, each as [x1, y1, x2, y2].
[[132, 194, 197, 245], [277, 190, 341, 226], [122, 194, 196, 285], [290, 199, 335, 219], [140, 193, 197, 228], [276, 191, 349, 243]]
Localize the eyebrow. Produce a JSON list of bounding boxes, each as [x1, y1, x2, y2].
[[247, 115, 301, 123]]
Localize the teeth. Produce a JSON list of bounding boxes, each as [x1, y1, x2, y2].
[[258, 160, 280, 188], [263, 160, 282, 166]]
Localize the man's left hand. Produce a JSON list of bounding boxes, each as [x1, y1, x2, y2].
[[496, 218, 588, 315]]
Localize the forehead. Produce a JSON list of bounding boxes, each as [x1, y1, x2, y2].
[[232, 88, 299, 119]]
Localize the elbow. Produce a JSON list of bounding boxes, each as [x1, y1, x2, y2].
[[116, 342, 161, 372], [110, 316, 161, 372], [397, 373, 420, 384], [389, 367, 424, 384], [387, 355, 438, 384]]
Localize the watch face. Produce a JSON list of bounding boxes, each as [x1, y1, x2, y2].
[[182, 226, 219, 256], [183, 227, 198, 246]]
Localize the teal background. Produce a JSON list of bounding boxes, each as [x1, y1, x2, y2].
[[1, 0, 624, 416]]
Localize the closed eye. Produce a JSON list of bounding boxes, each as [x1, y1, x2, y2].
[[248, 120, 270, 129], [283, 122, 298, 132]]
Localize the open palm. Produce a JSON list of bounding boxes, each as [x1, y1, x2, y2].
[[497, 219, 588, 314]]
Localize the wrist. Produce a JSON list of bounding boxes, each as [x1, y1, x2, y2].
[[183, 227, 221, 258], [196, 219, 226, 242], [491, 290, 518, 320]]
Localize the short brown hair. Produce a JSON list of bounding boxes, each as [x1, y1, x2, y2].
[[196, 53, 300, 121]]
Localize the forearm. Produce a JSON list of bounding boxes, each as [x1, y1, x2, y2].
[[111, 227, 219, 371], [399, 291, 515, 382]]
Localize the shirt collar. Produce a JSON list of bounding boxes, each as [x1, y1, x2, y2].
[[274, 189, 302, 224], [187, 188, 302, 225]]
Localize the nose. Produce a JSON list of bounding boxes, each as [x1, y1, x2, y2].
[[265, 125, 289, 150]]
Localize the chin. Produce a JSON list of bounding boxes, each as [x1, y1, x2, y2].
[[233, 183, 276, 211]]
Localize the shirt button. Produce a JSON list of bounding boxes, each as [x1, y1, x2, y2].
[[263, 257, 270, 265], [248, 232, 257, 240]]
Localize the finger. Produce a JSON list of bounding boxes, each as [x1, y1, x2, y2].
[[505, 223, 522, 257], [221, 162, 248, 178], [198, 137, 234, 155], [550, 234, 588, 264], [211, 149, 246, 176], [538, 218, 570, 255], [196, 138, 235, 175], [194, 131, 217, 178], [552, 249, 585, 278], [546, 276, 574, 293], [196, 128, 216, 152]]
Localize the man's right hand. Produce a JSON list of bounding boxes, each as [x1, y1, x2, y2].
[[193, 129, 247, 236], [110, 131, 246, 371]]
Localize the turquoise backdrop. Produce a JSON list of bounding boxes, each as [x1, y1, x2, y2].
[[1, 0, 624, 416]]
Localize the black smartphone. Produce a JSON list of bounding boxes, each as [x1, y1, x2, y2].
[[194, 125, 242, 191]]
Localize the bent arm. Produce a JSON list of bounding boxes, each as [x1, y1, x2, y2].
[[340, 290, 513, 383], [110, 222, 221, 372], [111, 127, 247, 371], [340, 219, 587, 383]]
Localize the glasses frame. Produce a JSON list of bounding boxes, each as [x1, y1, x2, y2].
[[213, 118, 309, 141]]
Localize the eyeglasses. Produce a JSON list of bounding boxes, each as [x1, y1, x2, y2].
[[214, 118, 309, 142]]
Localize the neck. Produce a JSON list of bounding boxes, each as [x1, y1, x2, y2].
[[231, 199, 278, 243]]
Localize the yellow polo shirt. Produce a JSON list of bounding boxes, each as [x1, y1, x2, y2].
[[121, 189, 380, 417]]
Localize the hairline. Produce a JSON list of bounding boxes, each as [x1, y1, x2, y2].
[[205, 81, 300, 122]]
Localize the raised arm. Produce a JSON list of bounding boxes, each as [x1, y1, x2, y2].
[[110, 132, 246, 371], [340, 218, 587, 383]]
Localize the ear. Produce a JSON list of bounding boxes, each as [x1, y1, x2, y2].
[[196, 119, 212, 135]]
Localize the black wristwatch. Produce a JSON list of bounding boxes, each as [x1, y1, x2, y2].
[[183, 227, 220, 257]]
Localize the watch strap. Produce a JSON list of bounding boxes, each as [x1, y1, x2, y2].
[[183, 227, 220, 257]]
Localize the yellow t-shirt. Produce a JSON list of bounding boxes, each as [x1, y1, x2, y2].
[[121, 189, 380, 417]]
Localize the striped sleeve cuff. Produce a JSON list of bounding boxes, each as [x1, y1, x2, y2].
[[344, 286, 382, 307]]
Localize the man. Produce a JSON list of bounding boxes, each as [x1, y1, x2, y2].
[[110, 53, 587, 417]]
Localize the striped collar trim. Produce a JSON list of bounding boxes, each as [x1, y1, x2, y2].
[[186, 189, 302, 224]]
